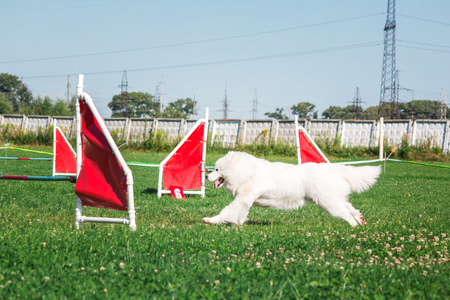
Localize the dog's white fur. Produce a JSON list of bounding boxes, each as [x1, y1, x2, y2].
[[204, 151, 381, 227]]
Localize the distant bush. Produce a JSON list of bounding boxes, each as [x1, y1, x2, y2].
[[0, 123, 53, 146], [396, 135, 447, 162], [1, 125, 448, 162]]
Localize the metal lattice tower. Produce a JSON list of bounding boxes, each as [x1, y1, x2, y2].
[[120, 71, 128, 117], [378, 0, 397, 119], [252, 89, 258, 119], [439, 88, 447, 119], [351, 87, 364, 119]]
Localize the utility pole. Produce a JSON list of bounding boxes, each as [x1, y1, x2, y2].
[[392, 70, 399, 119], [378, 0, 397, 119], [223, 88, 229, 119], [252, 89, 258, 119], [154, 75, 165, 115], [439, 88, 447, 119], [67, 75, 71, 105], [159, 76, 164, 113], [120, 71, 128, 117], [192, 95, 196, 118]]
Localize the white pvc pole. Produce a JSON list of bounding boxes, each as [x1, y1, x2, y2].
[[81, 217, 130, 224], [52, 119, 57, 177], [75, 74, 84, 229], [201, 108, 209, 198], [294, 116, 301, 164], [379, 117, 384, 160]]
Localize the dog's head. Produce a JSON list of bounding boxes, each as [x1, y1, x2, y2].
[[206, 153, 231, 189], [206, 151, 256, 189]]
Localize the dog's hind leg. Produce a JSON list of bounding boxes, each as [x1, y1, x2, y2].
[[345, 202, 366, 225], [316, 197, 359, 227]]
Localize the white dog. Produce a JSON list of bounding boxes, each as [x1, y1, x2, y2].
[[204, 151, 381, 227]]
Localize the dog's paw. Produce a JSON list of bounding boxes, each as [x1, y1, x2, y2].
[[360, 216, 367, 226], [203, 216, 224, 224]]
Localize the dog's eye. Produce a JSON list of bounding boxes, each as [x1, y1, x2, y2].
[[215, 168, 219, 171]]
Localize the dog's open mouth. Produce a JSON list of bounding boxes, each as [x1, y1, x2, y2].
[[214, 177, 224, 189]]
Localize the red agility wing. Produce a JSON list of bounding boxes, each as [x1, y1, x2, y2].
[[163, 123, 205, 190], [54, 127, 76, 175], [298, 130, 328, 164], [74, 99, 128, 211]]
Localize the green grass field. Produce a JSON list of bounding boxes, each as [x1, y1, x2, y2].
[[0, 148, 448, 299]]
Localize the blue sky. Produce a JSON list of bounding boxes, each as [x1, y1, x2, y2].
[[1, 0, 449, 119]]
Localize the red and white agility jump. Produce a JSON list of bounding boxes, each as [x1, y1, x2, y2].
[[294, 116, 330, 164], [53, 121, 77, 176], [294, 116, 384, 165], [157, 109, 209, 199], [75, 74, 136, 230]]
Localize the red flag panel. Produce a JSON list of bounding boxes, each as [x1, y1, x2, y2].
[[298, 131, 328, 164], [74, 100, 128, 211], [163, 123, 205, 190], [54, 128, 76, 174]]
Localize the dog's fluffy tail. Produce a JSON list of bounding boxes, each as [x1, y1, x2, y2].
[[342, 165, 381, 194]]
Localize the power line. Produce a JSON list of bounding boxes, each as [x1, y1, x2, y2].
[[398, 45, 450, 54], [398, 40, 450, 49], [0, 13, 384, 65], [22, 41, 382, 79], [397, 13, 450, 27]]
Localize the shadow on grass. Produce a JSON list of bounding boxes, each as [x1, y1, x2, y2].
[[246, 220, 276, 226], [142, 188, 158, 195]]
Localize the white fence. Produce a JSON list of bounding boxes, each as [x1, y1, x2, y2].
[[1, 114, 449, 152]]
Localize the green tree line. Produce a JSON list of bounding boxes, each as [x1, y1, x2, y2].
[[266, 100, 449, 120], [0, 73, 196, 119], [2, 73, 448, 120], [0, 73, 75, 116], [107, 92, 196, 119]]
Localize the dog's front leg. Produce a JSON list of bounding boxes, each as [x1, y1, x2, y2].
[[203, 196, 255, 225]]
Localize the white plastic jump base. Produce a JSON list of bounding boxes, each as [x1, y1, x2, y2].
[[78, 216, 132, 225], [158, 108, 209, 198], [75, 74, 136, 231]]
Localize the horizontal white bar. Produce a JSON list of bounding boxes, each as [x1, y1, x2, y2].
[[127, 163, 159, 167], [334, 159, 384, 165], [159, 190, 204, 195], [54, 172, 77, 176], [80, 216, 130, 224]]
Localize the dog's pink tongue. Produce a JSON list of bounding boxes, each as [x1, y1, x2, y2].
[[214, 178, 223, 189]]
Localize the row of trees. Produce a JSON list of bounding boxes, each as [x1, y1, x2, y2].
[[107, 92, 196, 119], [265, 100, 449, 120], [0, 73, 196, 119], [0, 73, 75, 116], [2, 73, 448, 120]]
